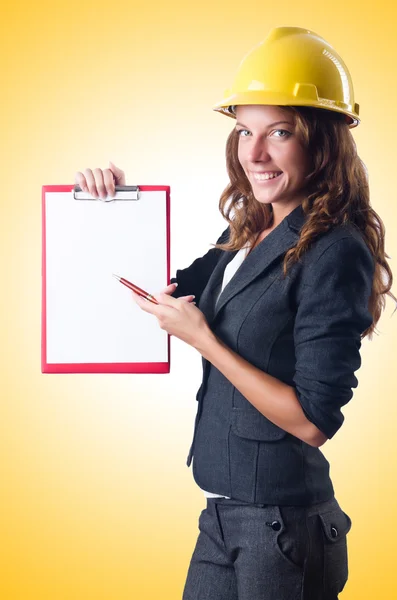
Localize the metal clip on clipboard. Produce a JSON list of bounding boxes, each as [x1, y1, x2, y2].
[[73, 185, 140, 202]]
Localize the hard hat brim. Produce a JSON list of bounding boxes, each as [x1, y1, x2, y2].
[[213, 91, 359, 128]]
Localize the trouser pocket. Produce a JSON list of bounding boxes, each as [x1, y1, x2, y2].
[[318, 508, 352, 596], [276, 505, 309, 572]]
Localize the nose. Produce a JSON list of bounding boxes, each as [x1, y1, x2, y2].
[[247, 138, 271, 163]]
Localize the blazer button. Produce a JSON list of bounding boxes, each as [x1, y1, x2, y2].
[[331, 526, 338, 538], [266, 520, 281, 531]]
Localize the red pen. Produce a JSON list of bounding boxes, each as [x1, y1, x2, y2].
[[112, 274, 159, 305]]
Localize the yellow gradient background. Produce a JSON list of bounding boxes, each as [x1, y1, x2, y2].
[[1, 1, 396, 598]]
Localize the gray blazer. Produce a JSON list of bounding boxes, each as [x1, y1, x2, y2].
[[171, 204, 374, 505]]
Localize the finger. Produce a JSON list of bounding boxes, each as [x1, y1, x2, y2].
[[93, 168, 107, 200], [154, 288, 195, 302], [103, 168, 116, 197], [131, 291, 154, 313], [108, 161, 126, 186], [154, 292, 185, 306], [163, 282, 178, 291], [131, 291, 164, 315], [161, 282, 180, 296], [74, 172, 89, 193], [83, 169, 99, 198]]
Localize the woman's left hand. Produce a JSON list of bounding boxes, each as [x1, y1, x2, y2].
[[131, 291, 213, 349]]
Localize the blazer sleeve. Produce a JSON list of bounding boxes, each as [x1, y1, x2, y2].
[[293, 235, 375, 439], [170, 226, 230, 302]]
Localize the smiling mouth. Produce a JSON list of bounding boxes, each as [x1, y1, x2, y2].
[[251, 172, 283, 182]]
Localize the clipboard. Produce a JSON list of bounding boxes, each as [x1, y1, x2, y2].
[[42, 184, 171, 374]]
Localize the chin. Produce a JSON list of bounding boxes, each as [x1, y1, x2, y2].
[[254, 195, 279, 205]]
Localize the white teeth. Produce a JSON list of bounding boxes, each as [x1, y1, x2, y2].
[[252, 172, 282, 181]]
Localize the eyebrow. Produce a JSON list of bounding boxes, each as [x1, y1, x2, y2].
[[235, 120, 294, 128]]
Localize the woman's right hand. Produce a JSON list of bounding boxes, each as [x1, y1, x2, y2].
[[74, 161, 126, 199]]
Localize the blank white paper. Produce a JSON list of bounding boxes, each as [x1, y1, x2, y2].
[[45, 190, 168, 364]]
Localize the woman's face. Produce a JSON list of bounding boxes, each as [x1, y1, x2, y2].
[[235, 105, 311, 213]]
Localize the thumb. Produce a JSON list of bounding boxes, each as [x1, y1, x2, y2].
[[108, 161, 126, 186]]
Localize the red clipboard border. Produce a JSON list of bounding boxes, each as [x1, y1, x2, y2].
[[42, 184, 171, 374]]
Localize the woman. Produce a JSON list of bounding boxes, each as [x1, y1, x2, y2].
[[75, 27, 395, 600]]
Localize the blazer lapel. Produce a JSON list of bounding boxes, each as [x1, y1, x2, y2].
[[199, 203, 306, 326]]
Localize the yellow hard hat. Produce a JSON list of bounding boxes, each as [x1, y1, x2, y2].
[[213, 27, 360, 128]]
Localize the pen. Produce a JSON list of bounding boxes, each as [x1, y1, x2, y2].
[[112, 274, 159, 305]]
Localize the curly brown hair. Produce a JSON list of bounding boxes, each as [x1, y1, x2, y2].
[[212, 106, 396, 340]]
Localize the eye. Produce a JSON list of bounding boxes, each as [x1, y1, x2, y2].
[[273, 129, 291, 138], [236, 128, 250, 137]]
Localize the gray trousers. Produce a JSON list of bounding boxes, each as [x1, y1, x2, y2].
[[182, 496, 351, 600]]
